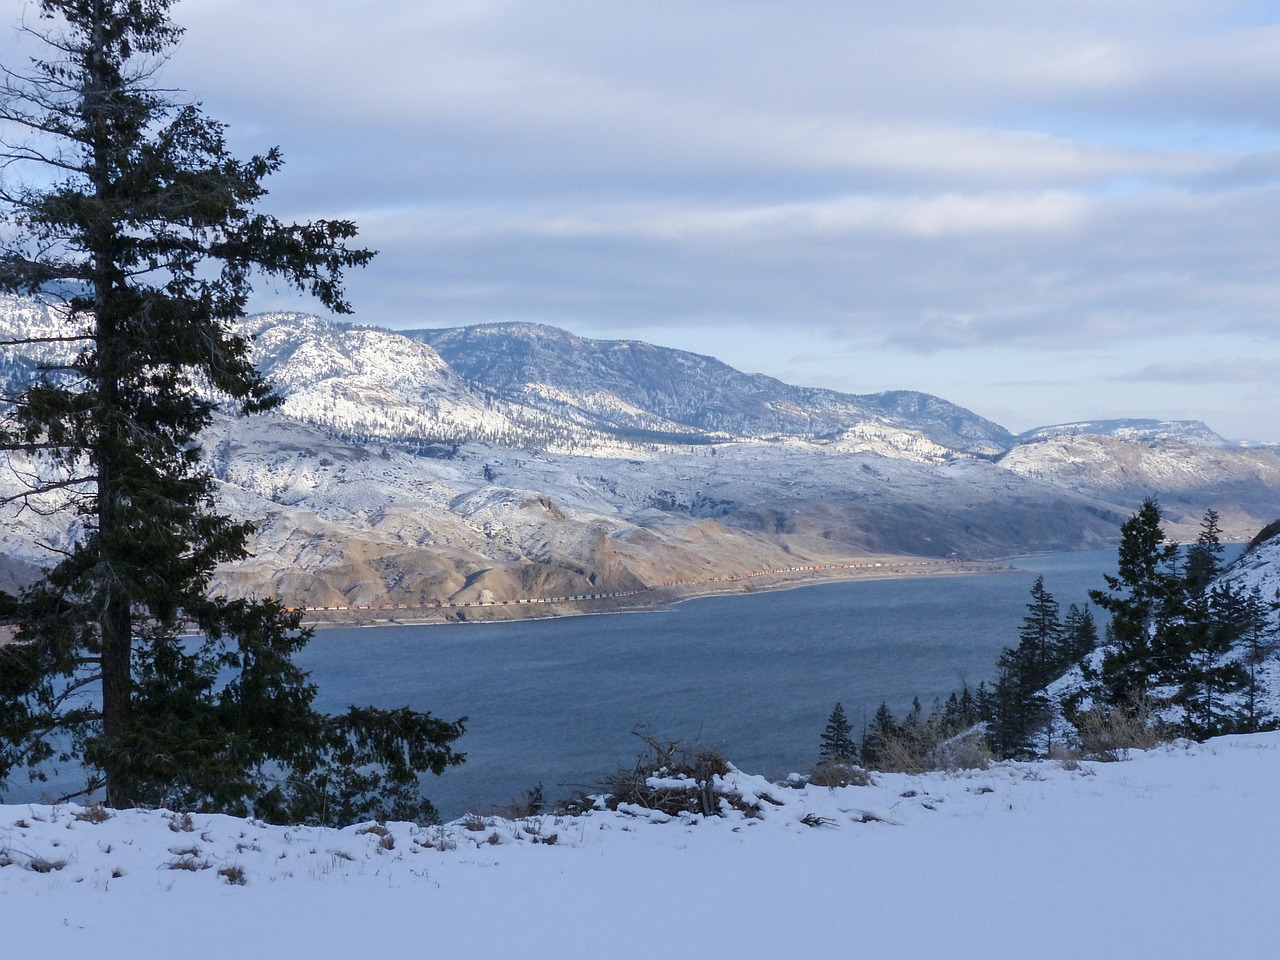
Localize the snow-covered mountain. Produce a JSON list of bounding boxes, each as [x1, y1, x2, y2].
[[1223, 521, 1280, 602], [412, 322, 1014, 455], [4, 297, 1280, 614], [1017, 418, 1230, 447], [998, 433, 1280, 534]]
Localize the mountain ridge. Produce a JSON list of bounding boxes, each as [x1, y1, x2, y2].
[[3, 297, 1279, 619], [409, 321, 1015, 456]]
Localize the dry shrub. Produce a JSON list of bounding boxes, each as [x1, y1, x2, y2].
[[552, 791, 596, 817], [418, 826, 456, 852], [74, 804, 111, 824], [873, 734, 928, 774], [928, 731, 994, 772], [494, 784, 545, 820], [356, 823, 395, 850], [867, 726, 992, 774], [165, 855, 209, 872], [1048, 745, 1082, 771], [1073, 698, 1173, 761], [217, 864, 247, 885], [605, 733, 731, 817], [808, 761, 873, 788]]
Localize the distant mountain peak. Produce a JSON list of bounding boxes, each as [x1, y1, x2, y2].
[[409, 322, 1014, 456], [1017, 418, 1229, 448]]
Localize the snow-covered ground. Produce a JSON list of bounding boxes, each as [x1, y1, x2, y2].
[[4, 732, 1277, 959]]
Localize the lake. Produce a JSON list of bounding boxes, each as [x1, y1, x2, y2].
[[296, 547, 1133, 819], [12, 545, 1241, 818]]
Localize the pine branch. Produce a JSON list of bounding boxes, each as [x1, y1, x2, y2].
[[53, 781, 106, 805], [0, 335, 94, 347], [0, 475, 94, 509], [33, 539, 74, 559]]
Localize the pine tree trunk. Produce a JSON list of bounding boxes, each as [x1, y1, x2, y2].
[[100, 588, 134, 807], [96, 299, 135, 807], [85, 3, 135, 808]]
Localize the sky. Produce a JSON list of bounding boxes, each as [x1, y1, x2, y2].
[[6, 0, 1280, 440]]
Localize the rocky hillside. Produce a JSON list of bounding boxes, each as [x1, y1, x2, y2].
[[998, 434, 1280, 537], [412, 322, 1014, 455], [4, 297, 1280, 616]]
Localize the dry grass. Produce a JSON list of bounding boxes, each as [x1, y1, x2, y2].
[[73, 804, 111, 824], [808, 761, 873, 788], [356, 823, 395, 850], [552, 791, 597, 817], [868, 728, 993, 774], [929, 732, 994, 772], [494, 784, 545, 820], [872, 735, 929, 774], [1073, 698, 1174, 761], [165, 855, 210, 872]]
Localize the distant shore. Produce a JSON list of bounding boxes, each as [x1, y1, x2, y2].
[[293, 556, 1015, 630], [0, 557, 1016, 643]]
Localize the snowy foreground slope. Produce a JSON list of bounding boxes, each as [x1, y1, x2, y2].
[[4, 733, 1278, 960]]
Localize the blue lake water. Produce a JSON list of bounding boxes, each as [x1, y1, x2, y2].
[[295, 548, 1137, 818], [10, 545, 1243, 818]]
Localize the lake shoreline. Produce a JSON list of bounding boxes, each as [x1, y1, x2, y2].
[[296, 557, 1017, 631]]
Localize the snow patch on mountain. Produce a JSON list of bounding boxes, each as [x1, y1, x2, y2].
[[997, 434, 1280, 534]]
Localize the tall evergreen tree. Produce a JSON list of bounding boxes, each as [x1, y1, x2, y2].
[[1183, 508, 1225, 597], [1058, 603, 1099, 666], [1173, 581, 1248, 737], [1238, 585, 1277, 732], [1019, 575, 1063, 688], [990, 648, 1051, 759], [1089, 498, 1181, 708], [986, 577, 1070, 758], [1163, 510, 1247, 736], [818, 701, 857, 764], [0, 0, 464, 821], [860, 702, 897, 768]]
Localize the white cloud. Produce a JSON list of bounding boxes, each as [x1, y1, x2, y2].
[[6, 0, 1280, 438], [1123, 357, 1280, 383]]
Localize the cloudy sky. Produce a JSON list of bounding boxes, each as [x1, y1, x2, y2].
[[10, 0, 1280, 439]]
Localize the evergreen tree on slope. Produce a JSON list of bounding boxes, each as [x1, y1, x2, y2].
[[1167, 510, 1247, 737], [1088, 498, 1181, 709], [818, 701, 857, 764]]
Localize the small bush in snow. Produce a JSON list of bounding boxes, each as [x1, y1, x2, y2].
[[496, 783, 545, 820], [1072, 698, 1173, 761], [808, 761, 873, 788], [166, 855, 210, 872], [928, 730, 994, 772], [73, 804, 111, 824], [605, 733, 731, 817]]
